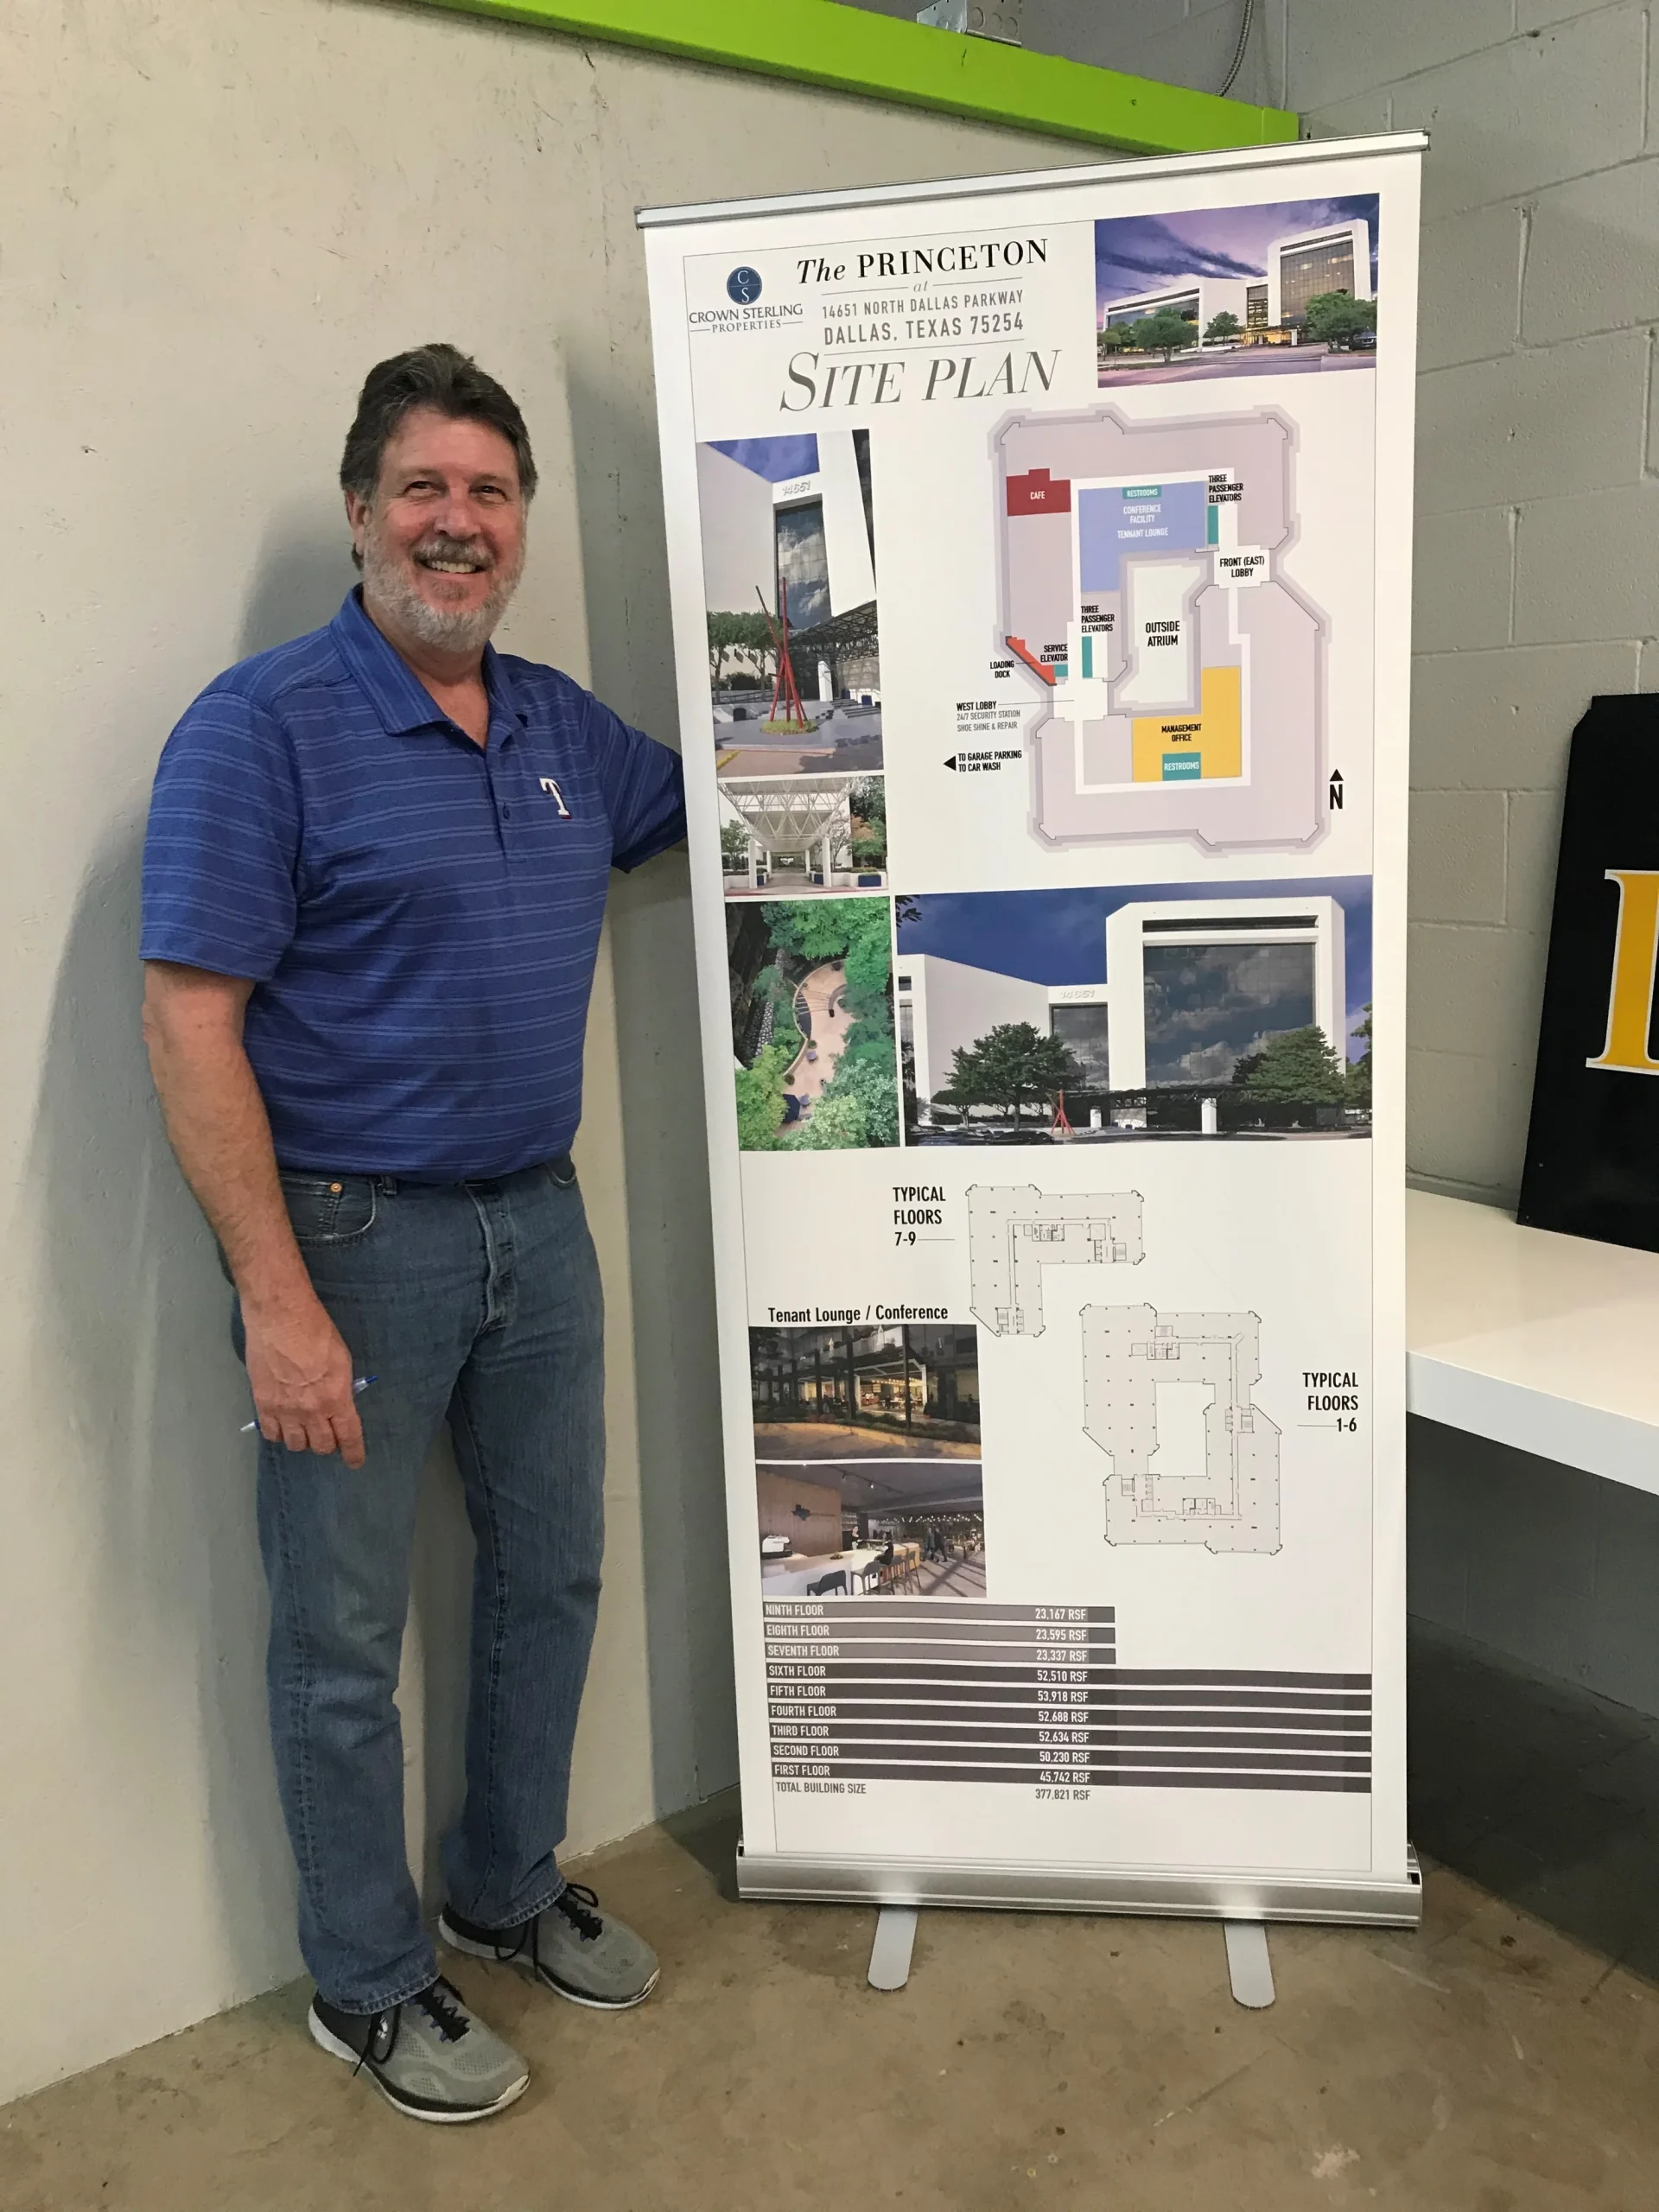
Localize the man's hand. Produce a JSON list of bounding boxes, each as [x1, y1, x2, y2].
[[245, 1296, 366, 1467]]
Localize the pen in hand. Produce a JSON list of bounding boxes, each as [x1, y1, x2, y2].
[[240, 1375, 378, 1434]]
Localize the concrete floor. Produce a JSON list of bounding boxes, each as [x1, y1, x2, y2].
[[6, 1624, 1659, 2209]]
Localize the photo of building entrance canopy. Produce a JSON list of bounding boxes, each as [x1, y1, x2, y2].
[[698, 429, 883, 779], [719, 772, 887, 896], [1094, 194, 1379, 385], [895, 879, 1372, 1143]]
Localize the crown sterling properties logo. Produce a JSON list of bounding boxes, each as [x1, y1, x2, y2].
[[690, 264, 800, 334]]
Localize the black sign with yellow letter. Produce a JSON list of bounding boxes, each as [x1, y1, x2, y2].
[[1520, 695, 1659, 1252]]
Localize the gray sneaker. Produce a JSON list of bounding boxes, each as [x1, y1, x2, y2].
[[440, 1883, 660, 2011], [308, 1976, 529, 2123]]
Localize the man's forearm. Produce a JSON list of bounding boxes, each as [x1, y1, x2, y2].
[[143, 966, 365, 1463], [143, 995, 315, 1315]]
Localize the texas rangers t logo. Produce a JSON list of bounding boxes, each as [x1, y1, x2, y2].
[[539, 776, 571, 817]]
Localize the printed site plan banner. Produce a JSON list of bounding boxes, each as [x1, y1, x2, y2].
[[640, 132, 1424, 1924]]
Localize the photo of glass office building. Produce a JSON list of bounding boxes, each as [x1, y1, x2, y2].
[[1094, 195, 1379, 385], [1273, 223, 1368, 326]]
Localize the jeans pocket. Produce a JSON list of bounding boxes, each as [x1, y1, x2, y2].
[[279, 1173, 379, 1248]]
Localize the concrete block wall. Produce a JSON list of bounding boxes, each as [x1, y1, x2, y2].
[[1332, 5, 1656, 1208], [850, 0, 1659, 1206], [1, 0, 1090, 2104]]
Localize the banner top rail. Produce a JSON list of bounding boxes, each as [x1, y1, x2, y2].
[[635, 130, 1428, 230]]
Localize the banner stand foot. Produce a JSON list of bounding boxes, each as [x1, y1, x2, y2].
[[1224, 1921, 1275, 2008], [868, 1905, 918, 1991]]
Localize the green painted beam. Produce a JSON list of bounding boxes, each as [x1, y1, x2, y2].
[[404, 0, 1297, 155]]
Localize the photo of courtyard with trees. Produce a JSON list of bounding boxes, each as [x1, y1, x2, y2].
[[728, 896, 899, 1151]]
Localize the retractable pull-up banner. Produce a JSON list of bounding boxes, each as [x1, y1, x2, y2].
[[640, 131, 1424, 1926]]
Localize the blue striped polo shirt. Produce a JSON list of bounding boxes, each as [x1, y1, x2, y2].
[[141, 588, 685, 1180]]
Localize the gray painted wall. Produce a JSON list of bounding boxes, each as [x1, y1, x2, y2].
[[0, 0, 1087, 2102]]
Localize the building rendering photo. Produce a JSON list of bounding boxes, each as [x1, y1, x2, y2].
[[1095, 194, 1379, 385], [895, 880, 1371, 1141], [1268, 216, 1373, 327], [1101, 274, 1251, 335]]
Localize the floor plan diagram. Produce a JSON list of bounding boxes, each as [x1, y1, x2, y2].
[[995, 404, 1326, 854], [1081, 1303, 1281, 1554], [968, 1185, 1144, 1338]]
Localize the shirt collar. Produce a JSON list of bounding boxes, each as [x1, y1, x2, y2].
[[329, 587, 524, 737]]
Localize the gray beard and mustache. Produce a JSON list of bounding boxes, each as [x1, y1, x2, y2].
[[361, 525, 524, 654]]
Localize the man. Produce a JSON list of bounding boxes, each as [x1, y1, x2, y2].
[[141, 344, 686, 2124]]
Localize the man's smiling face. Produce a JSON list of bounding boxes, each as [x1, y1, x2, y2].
[[347, 407, 526, 657]]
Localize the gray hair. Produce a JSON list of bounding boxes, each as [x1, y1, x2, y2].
[[340, 342, 538, 507]]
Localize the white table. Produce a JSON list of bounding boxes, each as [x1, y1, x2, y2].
[[1406, 1190, 1659, 1494]]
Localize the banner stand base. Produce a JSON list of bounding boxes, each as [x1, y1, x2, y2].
[[868, 1906, 919, 1991], [737, 1843, 1424, 1930], [1224, 1921, 1277, 2007]]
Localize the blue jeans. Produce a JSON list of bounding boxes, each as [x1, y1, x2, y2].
[[237, 1156, 605, 2013]]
